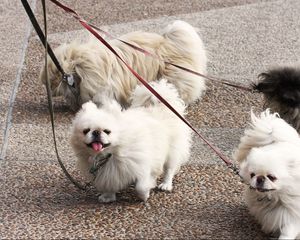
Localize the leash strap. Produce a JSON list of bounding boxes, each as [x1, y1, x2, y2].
[[50, 0, 238, 171], [21, 0, 65, 76], [40, 0, 87, 191]]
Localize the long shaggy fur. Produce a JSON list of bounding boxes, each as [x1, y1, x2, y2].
[[234, 110, 300, 239], [41, 20, 207, 111], [70, 80, 191, 202], [253, 66, 300, 132]]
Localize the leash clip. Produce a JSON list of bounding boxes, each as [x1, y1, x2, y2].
[[228, 163, 244, 181], [63, 74, 75, 87]]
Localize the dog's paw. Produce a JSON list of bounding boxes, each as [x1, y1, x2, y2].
[[158, 182, 173, 191], [137, 190, 150, 202], [98, 193, 116, 203]]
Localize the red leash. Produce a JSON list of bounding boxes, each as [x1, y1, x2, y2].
[[49, 0, 239, 173]]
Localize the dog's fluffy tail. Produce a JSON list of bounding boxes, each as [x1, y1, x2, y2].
[[159, 20, 207, 103], [233, 109, 300, 163], [131, 79, 186, 114]]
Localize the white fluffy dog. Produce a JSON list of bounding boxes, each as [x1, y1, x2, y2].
[[70, 80, 191, 202], [40, 20, 207, 111], [234, 110, 300, 239]]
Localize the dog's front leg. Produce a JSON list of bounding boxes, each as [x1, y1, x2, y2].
[[98, 193, 116, 203], [135, 174, 156, 202], [158, 166, 177, 191]]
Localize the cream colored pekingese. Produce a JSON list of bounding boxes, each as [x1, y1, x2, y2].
[[234, 110, 300, 239], [41, 20, 207, 111], [70, 80, 191, 202]]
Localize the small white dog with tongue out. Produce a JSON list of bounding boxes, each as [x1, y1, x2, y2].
[[70, 80, 191, 202]]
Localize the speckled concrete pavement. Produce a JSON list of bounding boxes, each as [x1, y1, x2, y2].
[[1, 0, 299, 238]]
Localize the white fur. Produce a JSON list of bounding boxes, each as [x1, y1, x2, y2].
[[40, 20, 207, 110], [234, 109, 300, 239], [70, 80, 191, 202]]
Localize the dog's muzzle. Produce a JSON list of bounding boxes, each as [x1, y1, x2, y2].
[[87, 130, 111, 152]]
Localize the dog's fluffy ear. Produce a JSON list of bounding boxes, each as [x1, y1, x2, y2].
[[93, 94, 122, 114], [104, 99, 122, 114], [81, 101, 98, 111]]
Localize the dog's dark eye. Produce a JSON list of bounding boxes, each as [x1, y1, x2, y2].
[[250, 173, 255, 178], [83, 128, 90, 135], [267, 174, 277, 182], [103, 129, 111, 135]]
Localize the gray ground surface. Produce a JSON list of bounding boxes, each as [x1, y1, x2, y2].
[[1, 0, 299, 238]]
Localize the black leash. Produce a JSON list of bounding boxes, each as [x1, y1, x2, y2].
[[41, 0, 87, 191], [20, 0, 87, 191], [20, 0, 79, 98], [21, 0, 64, 76]]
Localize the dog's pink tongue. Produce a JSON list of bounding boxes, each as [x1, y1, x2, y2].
[[92, 142, 102, 152]]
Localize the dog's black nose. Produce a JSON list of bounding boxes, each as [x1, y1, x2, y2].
[[256, 176, 265, 186], [92, 130, 100, 138]]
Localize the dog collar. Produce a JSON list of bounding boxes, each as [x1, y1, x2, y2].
[[257, 194, 272, 202], [89, 153, 112, 176]]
